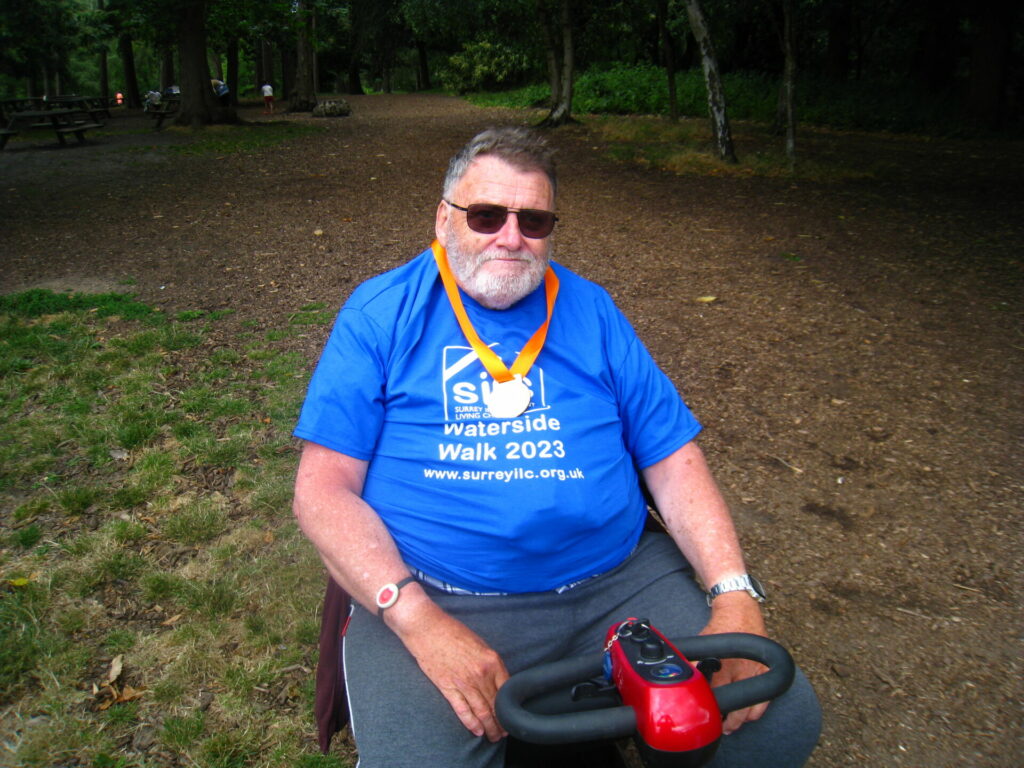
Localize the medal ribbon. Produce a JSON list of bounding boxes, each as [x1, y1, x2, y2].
[[431, 239, 558, 384]]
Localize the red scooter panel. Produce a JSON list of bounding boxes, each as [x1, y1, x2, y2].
[[606, 619, 722, 756]]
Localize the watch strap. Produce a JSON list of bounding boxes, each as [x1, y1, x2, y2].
[[375, 576, 417, 616], [706, 574, 766, 605]]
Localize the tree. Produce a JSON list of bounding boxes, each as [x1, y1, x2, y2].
[[682, 0, 737, 163], [290, 0, 318, 110], [539, 0, 576, 127], [657, 0, 679, 122], [174, 0, 236, 127], [777, 0, 796, 163]]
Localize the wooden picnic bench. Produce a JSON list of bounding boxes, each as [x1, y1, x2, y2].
[[2, 107, 105, 149], [45, 95, 112, 119], [147, 96, 180, 130]]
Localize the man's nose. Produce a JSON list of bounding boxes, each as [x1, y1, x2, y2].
[[494, 211, 524, 250]]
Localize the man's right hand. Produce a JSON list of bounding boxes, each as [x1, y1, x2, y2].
[[386, 589, 509, 742]]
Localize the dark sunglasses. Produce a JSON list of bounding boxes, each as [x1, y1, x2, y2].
[[445, 200, 558, 239]]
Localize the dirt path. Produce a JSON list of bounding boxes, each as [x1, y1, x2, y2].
[[2, 94, 1022, 766]]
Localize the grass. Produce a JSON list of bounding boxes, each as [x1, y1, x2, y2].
[[0, 290, 346, 767], [165, 120, 325, 157]]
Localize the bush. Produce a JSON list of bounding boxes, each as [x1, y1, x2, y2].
[[438, 41, 530, 94], [467, 64, 981, 136]]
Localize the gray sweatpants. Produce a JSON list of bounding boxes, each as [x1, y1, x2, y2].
[[343, 532, 821, 767]]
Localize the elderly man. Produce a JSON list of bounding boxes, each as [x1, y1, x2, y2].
[[293, 127, 820, 767]]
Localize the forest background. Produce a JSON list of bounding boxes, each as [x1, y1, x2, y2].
[[1, 0, 1021, 138]]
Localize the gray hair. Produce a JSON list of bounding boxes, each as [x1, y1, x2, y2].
[[442, 127, 557, 199]]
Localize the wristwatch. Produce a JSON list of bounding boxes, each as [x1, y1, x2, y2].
[[706, 574, 767, 605]]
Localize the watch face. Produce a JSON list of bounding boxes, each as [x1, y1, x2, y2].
[[748, 575, 767, 600]]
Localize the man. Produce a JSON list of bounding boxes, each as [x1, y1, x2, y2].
[[293, 127, 820, 767], [261, 83, 274, 114]]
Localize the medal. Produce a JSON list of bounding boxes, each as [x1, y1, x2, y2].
[[484, 374, 532, 418], [432, 240, 559, 419]]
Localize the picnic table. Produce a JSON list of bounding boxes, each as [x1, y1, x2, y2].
[[146, 95, 180, 130], [2, 107, 106, 149], [0, 97, 45, 121], [44, 95, 112, 119]]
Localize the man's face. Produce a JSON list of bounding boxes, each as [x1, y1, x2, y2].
[[435, 155, 554, 310]]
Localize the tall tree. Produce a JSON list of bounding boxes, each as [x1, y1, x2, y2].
[[778, 0, 796, 163], [290, 0, 318, 110], [657, 0, 679, 122], [683, 0, 737, 163], [117, 33, 142, 107], [175, 0, 235, 126], [539, 0, 576, 126]]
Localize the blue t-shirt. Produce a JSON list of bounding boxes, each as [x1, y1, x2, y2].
[[294, 247, 701, 592]]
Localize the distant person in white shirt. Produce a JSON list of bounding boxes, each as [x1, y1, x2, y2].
[[261, 83, 274, 114]]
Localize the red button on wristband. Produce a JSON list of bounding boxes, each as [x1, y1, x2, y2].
[[375, 576, 416, 616]]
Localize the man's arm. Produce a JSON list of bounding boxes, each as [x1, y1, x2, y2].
[[641, 439, 769, 735], [293, 440, 509, 741]]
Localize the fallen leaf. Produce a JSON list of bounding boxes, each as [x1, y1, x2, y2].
[[107, 655, 124, 685], [695, 296, 717, 303], [161, 613, 183, 626], [313, 228, 324, 236]]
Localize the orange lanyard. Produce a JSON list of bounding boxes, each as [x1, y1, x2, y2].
[[431, 239, 558, 384]]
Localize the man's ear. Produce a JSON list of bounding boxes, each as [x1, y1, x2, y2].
[[435, 200, 449, 246]]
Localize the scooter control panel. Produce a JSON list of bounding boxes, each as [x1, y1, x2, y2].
[[613, 619, 694, 686]]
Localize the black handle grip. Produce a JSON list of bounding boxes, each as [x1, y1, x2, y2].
[[674, 633, 795, 715], [496, 633, 794, 745], [496, 654, 636, 744]]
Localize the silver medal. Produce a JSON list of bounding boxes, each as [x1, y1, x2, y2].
[[485, 375, 531, 419]]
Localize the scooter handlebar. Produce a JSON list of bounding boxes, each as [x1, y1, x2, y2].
[[496, 632, 794, 745], [674, 633, 795, 716], [496, 654, 637, 744]]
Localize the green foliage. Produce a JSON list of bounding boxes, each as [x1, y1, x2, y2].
[[438, 40, 530, 94], [469, 63, 982, 136]]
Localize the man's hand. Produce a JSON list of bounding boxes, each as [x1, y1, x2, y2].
[[389, 595, 509, 742], [700, 591, 770, 735]]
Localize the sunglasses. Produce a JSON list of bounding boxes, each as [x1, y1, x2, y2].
[[445, 200, 558, 239]]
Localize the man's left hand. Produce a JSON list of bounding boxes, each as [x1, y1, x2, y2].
[[699, 591, 770, 735]]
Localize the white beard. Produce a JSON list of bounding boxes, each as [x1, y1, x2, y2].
[[445, 222, 550, 310]]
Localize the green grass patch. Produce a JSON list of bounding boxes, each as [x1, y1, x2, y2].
[[0, 289, 335, 767], [167, 120, 324, 157]]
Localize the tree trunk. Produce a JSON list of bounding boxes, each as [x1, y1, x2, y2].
[[657, 0, 678, 122], [540, 0, 575, 127], [683, 0, 737, 163], [118, 34, 142, 109], [780, 0, 796, 163], [282, 45, 296, 98], [541, 6, 560, 109], [415, 39, 431, 90], [98, 0, 109, 102], [175, 0, 233, 127], [290, 0, 318, 111], [159, 47, 175, 91]]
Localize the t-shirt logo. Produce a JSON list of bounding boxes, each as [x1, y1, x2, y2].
[[442, 345, 548, 421]]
